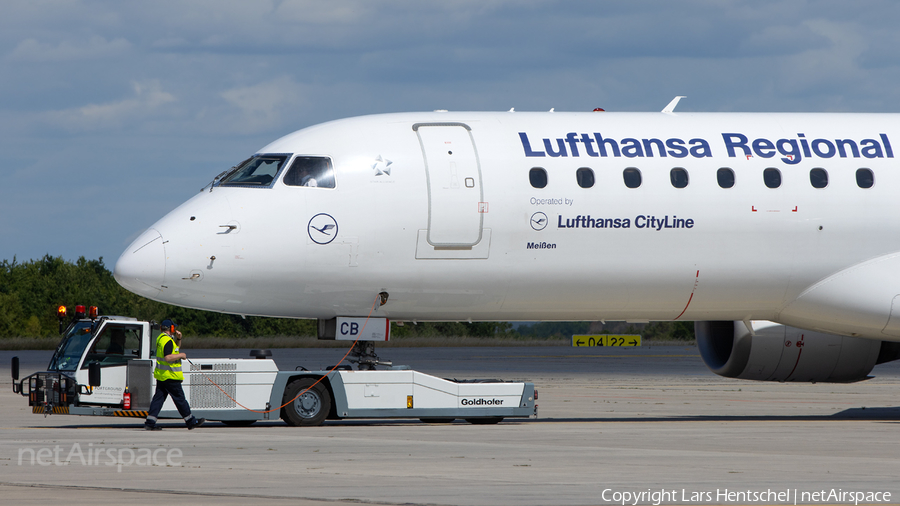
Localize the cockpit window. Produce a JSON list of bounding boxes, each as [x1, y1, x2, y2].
[[283, 156, 335, 188], [219, 154, 289, 187]]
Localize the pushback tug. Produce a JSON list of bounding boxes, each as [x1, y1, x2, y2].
[[11, 306, 536, 426]]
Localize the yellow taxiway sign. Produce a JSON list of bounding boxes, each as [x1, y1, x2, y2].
[[571, 334, 642, 347]]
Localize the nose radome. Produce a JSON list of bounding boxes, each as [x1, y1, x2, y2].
[[114, 228, 166, 296]]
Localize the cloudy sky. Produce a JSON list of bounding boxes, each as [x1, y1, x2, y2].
[[3, 0, 900, 265]]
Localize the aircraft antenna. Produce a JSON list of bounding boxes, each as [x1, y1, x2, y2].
[[662, 96, 686, 113]]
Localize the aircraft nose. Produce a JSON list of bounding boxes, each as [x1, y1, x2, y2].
[[114, 228, 166, 296]]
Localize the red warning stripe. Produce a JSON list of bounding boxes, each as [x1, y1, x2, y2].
[[674, 270, 700, 320]]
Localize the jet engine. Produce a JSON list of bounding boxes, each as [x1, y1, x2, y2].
[[695, 320, 900, 383]]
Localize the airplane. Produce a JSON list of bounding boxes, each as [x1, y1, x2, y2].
[[114, 97, 900, 384]]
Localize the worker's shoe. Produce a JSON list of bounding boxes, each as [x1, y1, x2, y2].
[[144, 424, 162, 431], [187, 417, 206, 430]]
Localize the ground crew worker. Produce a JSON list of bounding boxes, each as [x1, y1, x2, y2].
[[144, 319, 205, 430]]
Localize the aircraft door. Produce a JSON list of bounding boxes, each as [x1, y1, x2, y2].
[[414, 123, 484, 247]]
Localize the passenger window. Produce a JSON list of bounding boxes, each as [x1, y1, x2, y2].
[[530, 167, 548, 189], [623, 168, 642, 189], [283, 156, 335, 188], [576, 168, 594, 188], [670, 168, 689, 188], [717, 168, 735, 188], [856, 168, 874, 189], [763, 168, 781, 189], [220, 155, 288, 187], [809, 168, 828, 189]]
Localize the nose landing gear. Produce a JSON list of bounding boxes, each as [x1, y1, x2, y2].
[[347, 342, 392, 370]]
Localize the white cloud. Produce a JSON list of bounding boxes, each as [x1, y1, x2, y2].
[[219, 77, 305, 133], [9, 36, 131, 62], [738, 22, 828, 57], [775, 19, 867, 97], [274, 0, 370, 23], [46, 80, 176, 130]]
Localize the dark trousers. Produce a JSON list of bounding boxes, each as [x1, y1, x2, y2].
[[146, 379, 194, 426]]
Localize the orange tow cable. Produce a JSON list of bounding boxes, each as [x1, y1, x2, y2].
[[190, 294, 381, 414]]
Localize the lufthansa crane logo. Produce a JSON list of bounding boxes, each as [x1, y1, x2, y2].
[[308, 213, 338, 244], [530, 212, 548, 231]]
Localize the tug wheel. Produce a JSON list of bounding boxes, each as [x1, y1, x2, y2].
[[282, 378, 331, 427]]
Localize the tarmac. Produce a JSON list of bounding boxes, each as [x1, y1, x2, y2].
[[1, 345, 899, 506]]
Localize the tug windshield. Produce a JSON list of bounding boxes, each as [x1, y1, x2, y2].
[[47, 321, 94, 371]]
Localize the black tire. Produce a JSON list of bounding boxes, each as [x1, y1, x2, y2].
[[420, 418, 456, 424], [465, 417, 503, 425], [221, 420, 256, 427], [282, 378, 331, 427]]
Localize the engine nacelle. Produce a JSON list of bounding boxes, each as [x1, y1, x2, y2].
[[695, 320, 900, 382]]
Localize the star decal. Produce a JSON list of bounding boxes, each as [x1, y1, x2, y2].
[[372, 155, 392, 176]]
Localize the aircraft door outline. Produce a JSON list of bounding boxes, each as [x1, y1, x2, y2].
[[413, 122, 484, 248]]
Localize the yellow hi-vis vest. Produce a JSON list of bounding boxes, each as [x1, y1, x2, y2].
[[153, 333, 183, 381]]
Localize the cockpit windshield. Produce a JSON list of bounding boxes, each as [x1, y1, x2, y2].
[[219, 154, 289, 187]]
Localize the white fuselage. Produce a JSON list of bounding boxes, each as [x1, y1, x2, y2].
[[114, 111, 900, 341]]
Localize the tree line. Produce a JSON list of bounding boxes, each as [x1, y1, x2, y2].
[[0, 255, 693, 340], [0, 255, 319, 338]]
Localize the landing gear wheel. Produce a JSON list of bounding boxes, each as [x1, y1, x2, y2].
[[221, 420, 256, 427], [465, 417, 503, 425], [282, 378, 331, 427], [420, 418, 456, 423]]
